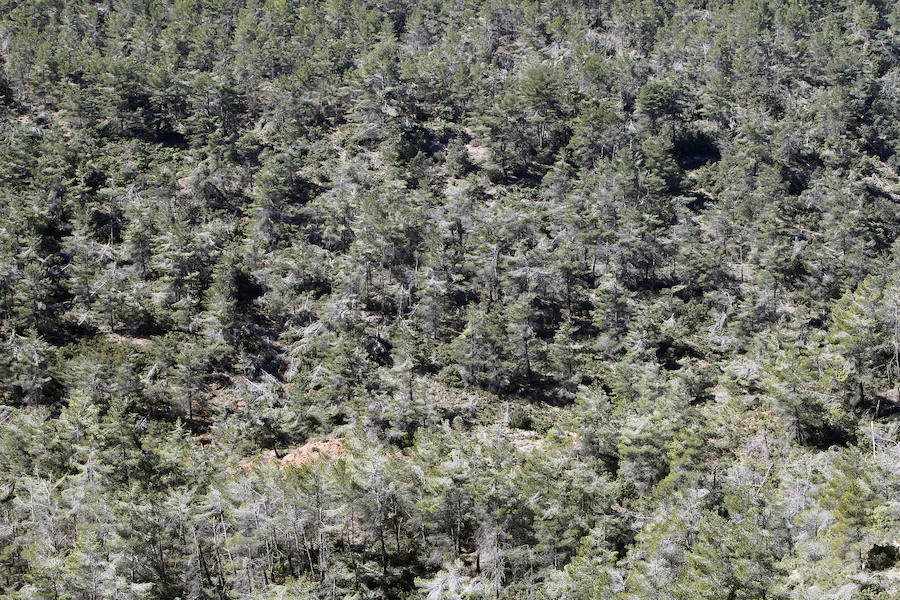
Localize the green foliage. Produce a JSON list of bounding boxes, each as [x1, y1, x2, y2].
[[0, 0, 898, 599]]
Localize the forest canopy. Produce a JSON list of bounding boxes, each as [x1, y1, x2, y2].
[[0, 0, 899, 599]]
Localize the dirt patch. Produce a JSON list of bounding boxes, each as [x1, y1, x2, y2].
[[465, 143, 492, 165], [105, 333, 152, 350], [238, 438, 346, 471], [279, 438, 346, 469], [473, 425, 548, 453]]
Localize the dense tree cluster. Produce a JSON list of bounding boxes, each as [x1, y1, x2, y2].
[[0, 0, 899, 598]]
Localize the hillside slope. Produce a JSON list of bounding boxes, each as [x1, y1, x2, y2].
[[0, 1, 898, 598]]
